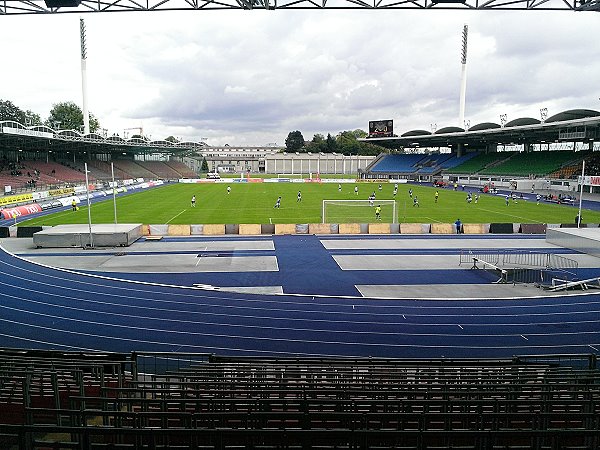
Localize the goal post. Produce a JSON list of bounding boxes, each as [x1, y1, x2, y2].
[[322, 200, 397, 224]]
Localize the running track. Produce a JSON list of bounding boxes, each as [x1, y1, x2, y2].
[[1, 237, 599, 359]]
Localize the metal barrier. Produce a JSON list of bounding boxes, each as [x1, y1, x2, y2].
[[462, 250, 579, 286], [459, 249, 500, 266], [502, 250, 579, 271]]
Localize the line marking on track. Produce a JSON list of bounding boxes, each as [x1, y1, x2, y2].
[[166, 209, 186, 224], [458, 324, 463, 330], [402, 314, 406, 320], [520, 335, 529, 340], [589, 344, 598, 351]]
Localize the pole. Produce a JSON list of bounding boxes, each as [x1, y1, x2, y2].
[[577, 160, 585, 228], [80, 18, 90, 135], [84, 162, 93, 248], [111, 162, 117, 224], [459, 24, 468, 128]]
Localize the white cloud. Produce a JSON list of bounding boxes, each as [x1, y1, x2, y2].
[[0, 10, 599, 146]]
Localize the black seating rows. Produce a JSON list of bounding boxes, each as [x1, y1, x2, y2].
[[0, 349, 599, 449]]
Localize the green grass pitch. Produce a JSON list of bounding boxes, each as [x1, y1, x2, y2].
[[19, 182, 600, 226]]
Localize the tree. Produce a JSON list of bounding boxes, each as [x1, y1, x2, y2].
[[165, 136, 180, 143], [285, 130, 305, 152], [352, 129, 368, 139], [0, 99, 32, 124], [201, 157, 209, 172], [325, 133, 338, 153], [46, 101, 100, 133], [304, 133, 325, 153], [24, 110, 42, 126]]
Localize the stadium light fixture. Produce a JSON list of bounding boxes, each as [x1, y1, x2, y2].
[[500, 114, 508, 128], [45, 0, 81, 7]]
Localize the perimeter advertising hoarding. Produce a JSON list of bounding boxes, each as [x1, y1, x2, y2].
[[368, 120, 394, 138]]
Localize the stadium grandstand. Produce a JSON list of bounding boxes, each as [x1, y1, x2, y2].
[[361, 109, 600, 188], [0, 349, 598, 449], [0, 119, 206, 193], [3, 109, 600, 449]]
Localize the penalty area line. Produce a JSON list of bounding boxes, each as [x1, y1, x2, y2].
[[166, 209, 186, 224]]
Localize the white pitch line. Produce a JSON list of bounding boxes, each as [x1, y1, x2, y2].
[[477, 207, 545, 224], [589, 344, 598, 352], [458, 325, 463, 330], [520, 335, 529, 341], [166, 209, 186, 224]]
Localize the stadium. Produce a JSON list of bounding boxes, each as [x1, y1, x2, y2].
[[2, 5, 600, 450]]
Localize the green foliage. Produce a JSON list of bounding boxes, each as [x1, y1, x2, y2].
[[290, 128, 382, 156], [285, 130, 305, 152], [46, 101, 100, 133], [24, 110, 42, 126], [19, 182, 600, 226], [201, 157, 209, 172], [165, 136, 179, 143], [0, 99, 23, 122]]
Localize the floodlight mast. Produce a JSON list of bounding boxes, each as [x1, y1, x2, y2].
[[458, 24, 468, 129], [80, 17, 90, 135]]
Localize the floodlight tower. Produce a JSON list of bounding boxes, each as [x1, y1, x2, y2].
[[458, 24, 468, 129], [80, 18, 90, 135]]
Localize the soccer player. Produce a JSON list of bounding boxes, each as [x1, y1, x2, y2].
[[505, 194, 510, 206], [413, 196, 419, 207], [434, 191, 439, 203], [274, 196, 281, 208], [393, 186, 398, 197], [354, 186, 359, 195], [369, 194, 375, 207], [191, 195, 196, 207], [297, 191, 302, 202], [375, 205, 381, 221], [536, 194, 541, 205], [408, 188, 413, 198], [338, 184, 342, 192], [227, 186, 231, 194], [378, 184, 382, 191], [475, 193, 479, 204], [71, 199, 77, 211]]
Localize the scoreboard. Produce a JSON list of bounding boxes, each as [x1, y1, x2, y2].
[[368, 120, 394, 138]]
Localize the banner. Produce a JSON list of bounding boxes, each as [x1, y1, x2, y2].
[[0, 192, 34, 207], [48, 187, 75, 197], [0, 203, 42, 220], [580, 176, 600, 186]]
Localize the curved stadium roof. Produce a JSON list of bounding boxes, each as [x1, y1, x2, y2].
[[545, 109, 600, 123], [401, 130, 431, 137], [505, 117, 541, 127], [363, 108, 600, 148], [469, 122, 501, 131]]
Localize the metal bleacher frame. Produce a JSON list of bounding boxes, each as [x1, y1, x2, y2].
[[1, 349, 600, 449]]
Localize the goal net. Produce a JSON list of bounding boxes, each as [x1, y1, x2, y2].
[[322, 200, 397, 224]]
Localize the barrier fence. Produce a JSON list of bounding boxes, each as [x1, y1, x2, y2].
[[461, 249, 580, 286], [3, 223, 598, 237]]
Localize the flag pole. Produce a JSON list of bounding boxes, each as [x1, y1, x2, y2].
[[577, 160, 585, 228]]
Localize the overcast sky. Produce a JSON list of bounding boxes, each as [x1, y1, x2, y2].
[[1, 10, 598, 146]]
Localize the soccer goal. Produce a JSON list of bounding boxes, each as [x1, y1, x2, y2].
[[322, 200, 397, 224]]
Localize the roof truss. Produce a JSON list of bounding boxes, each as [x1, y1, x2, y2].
[[0, 0, 598, 14]]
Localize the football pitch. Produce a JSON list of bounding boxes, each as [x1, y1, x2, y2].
[[19, 182, 600, 226]]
